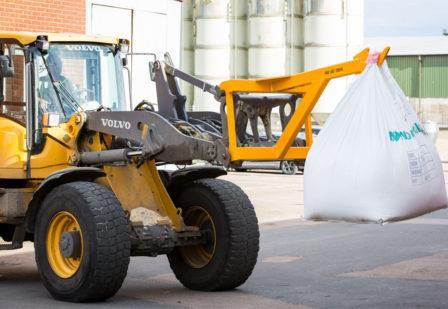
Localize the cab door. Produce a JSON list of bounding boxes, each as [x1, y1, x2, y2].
[[0, 44, 28, 179]]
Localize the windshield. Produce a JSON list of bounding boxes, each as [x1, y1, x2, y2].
[[35, 43, 126, 121]]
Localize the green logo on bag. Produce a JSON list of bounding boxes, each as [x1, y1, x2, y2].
[[389, 123, 424, 142]]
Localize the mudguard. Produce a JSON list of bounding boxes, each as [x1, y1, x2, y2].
[[24, 167, 105, 233], [161, 166, 227, 197]]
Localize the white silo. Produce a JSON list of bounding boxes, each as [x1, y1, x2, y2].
[[248, 0, 304, 78], [304, 0, 363, 124], [193, 0, 247, 112], [181, 0, 195, 110]]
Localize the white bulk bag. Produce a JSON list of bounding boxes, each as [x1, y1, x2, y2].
[[304, 62, 447, 223]]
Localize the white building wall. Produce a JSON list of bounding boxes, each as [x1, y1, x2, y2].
[[86, 0, 182, 109], [248, 0, 304, 78], [304, 0, 364, 124], [193, 0, 248, 112], [181, 0, 195, 109]]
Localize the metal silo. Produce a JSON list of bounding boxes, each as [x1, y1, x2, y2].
[[193, 0, 248, 111], [181, 0, 195, 110], [304, 0, 363, 124], [248, 0, 304, 78]]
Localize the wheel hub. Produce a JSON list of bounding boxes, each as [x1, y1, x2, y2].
[[46, 211, 83, 278], [180, 206, 216, 269], [282, 161, 296, 174], [59, 231, 82, 258]]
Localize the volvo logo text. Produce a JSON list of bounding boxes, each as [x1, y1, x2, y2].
[[101, 118, 131, 130]]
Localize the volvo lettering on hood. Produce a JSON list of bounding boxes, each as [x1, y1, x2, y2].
[[101, 118, 131, 130], [64, 44, 103, 52]]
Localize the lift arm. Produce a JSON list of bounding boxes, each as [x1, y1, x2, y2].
[[145, 47, 390, 166], [219, 47, 390, 162]]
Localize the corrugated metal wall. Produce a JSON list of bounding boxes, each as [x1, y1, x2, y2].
[[387, 55, 448, 126], [387, 56, 419, 97], [387, 55, 448, 98], [421, 56, 448, 97]]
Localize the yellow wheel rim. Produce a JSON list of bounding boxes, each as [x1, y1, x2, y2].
[[46, 211, 83, 278], [180, 206, 216, 268]]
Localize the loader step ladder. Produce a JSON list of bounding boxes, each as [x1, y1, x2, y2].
[[0, 224, 25, 250], [0, 188, 26, 250]]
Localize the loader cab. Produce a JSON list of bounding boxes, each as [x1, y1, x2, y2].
[[34, 42, 127, 120], [0, 36, 129, 127], [0, 42, 30, 179], [0, 34, 129, 178], [26, 40, 128, 155], [16, 38, 127, 138]]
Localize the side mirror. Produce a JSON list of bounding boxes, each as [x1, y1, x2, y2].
[[0, 55, 14, 77], [149, 61, 156, 81]]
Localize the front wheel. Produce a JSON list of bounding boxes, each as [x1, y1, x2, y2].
[[168, 179, 259, 291], [34, 181, 130, 302]]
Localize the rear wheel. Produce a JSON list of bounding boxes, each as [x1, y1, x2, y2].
[[280, 160, 298, 175], [168, 178, 259, 291], [234, 168, 247, 172], [297, 159, 305, 173], [34, 181, 130, 302]]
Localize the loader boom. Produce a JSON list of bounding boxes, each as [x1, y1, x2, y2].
[[152, 47, 390, 165], [221, 47, 390, 161]]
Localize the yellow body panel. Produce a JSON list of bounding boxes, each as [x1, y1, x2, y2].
[[28, 137, 72, 179], [76, 127, 185, 230], [103, 160, 184, 231], [0, 117, 27, 177], [29, 115, 84, 178], [0, 115, 75, 180]]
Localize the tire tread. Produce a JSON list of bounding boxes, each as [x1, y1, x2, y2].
[[170, 178, 259, 291], [35, 181, 130, 302]]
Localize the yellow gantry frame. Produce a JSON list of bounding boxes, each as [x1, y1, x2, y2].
[[219, 47, 390, 162]]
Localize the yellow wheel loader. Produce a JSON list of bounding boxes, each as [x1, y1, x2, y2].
[[0, 32, 389, 302]]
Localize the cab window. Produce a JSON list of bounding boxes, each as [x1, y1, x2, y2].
[[0, 44, 26, 123], [35, 43, 126, 124]]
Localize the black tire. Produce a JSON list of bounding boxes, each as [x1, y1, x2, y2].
[[168, 178, 259, 291], [34, 181, 130, 302], [297, 160, 305, 173], [280, 160, 298, 175], [234, 168, 247, 172]]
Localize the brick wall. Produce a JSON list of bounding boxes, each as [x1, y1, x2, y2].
[[6, 54, 25, 103], [0, 0, 85, 121], [0, 0, 86, 33]]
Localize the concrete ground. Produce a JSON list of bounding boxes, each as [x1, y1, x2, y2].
[[1, 132, 448, 308], [436, 129, 448, 161], [2, 210, 448, 308]]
